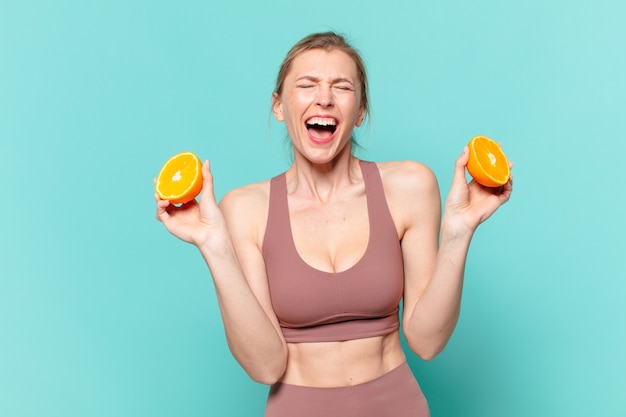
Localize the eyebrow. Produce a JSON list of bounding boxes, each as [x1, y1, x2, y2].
[[295, 75, 355, 85]]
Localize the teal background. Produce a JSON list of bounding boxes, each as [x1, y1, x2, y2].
[[2, 0, 624, 416]]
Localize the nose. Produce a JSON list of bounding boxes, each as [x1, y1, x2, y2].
[[316, 86, 333, 107]]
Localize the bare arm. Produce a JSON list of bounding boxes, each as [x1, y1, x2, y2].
[[155, 161, 287, 384], [388, 148, 512, 360]]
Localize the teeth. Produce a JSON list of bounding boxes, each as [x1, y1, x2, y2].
[[306, 117, 336, 126]]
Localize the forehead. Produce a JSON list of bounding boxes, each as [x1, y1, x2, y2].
[[288, 49, 358, 80]]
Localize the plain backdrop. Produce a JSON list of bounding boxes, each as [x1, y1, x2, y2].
[[1, 0, 624, 416]]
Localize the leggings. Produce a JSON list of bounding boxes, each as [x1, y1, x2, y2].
[[265, 362, 430, 417]]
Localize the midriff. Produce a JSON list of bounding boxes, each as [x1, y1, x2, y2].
[[279, 330, 406, 387]]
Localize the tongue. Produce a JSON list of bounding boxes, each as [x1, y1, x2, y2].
[[308, 126, 333, 140]]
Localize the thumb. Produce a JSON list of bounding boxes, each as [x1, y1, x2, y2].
[[199, 160, 217, 204], [452, 146, 470, 186]]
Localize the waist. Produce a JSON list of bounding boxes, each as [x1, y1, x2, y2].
[[281, 311, 400, 343], [279, 330, 406, 387]]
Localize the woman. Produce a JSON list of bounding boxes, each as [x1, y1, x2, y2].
[[155, 32, 512, 417]]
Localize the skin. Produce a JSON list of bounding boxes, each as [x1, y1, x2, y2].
[[155, 48, 513, 387]]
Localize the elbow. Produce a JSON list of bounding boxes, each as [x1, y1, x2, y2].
[[246, 352, 288, 385], [250, 367, 285, 386], [414, 348, 441, 362], [404, 332, 447, 362], [407, 341, 443, 362]]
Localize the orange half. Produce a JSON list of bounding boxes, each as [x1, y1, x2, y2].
[[466, 136, 510, 187], [155, 151, 203, 204]]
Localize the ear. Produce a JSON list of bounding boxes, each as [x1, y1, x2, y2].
[[355, 105, 366, 127], [272, 92, 284, 122]]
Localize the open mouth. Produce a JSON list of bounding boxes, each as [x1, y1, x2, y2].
[[305, 117, 337, 141]]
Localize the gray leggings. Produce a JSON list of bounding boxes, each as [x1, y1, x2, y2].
[[265, 362, 430, 417]]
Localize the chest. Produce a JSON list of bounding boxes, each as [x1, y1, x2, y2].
[[261, 165, 405, 340], [288, 193, 369, 273]]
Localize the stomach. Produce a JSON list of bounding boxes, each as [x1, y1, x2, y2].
[[279, 330, 407, 387]]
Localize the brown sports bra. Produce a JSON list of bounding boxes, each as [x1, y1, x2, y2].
[[262, 160, 404, 343]]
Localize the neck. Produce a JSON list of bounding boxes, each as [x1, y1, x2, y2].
[[287, 151, 362, 204]]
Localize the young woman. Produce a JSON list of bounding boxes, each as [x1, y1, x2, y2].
[[155, 32, 512, 417]]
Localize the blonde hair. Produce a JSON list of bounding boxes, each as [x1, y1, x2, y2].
[[274, 32, 369, 121]]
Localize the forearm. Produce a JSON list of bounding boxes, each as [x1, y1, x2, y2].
[[405, 221, 473, 359], [198, 236, 287, 384]]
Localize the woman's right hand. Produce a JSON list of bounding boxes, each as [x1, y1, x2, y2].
[[155, 160, 226, 247]]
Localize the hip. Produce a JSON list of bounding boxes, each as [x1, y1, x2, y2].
[[265, 361, 430, 417]]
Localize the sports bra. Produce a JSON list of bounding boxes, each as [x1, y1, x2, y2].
[[262, 160, 404, 343]]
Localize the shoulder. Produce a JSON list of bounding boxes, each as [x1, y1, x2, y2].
[[220, 179, 271, 212], [375, 160, 439, 199], [219, 178, 273, 246], [374, 160, 441, 234]]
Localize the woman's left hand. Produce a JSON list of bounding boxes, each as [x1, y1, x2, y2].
[[443, 146, 513, 234]]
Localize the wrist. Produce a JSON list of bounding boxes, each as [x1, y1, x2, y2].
[[193, 224, 231, 255], [439, 216, 474, 246]]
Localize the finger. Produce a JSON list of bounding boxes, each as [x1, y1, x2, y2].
[[155, 192, 171, 221], [501, 179, 513, 203]]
